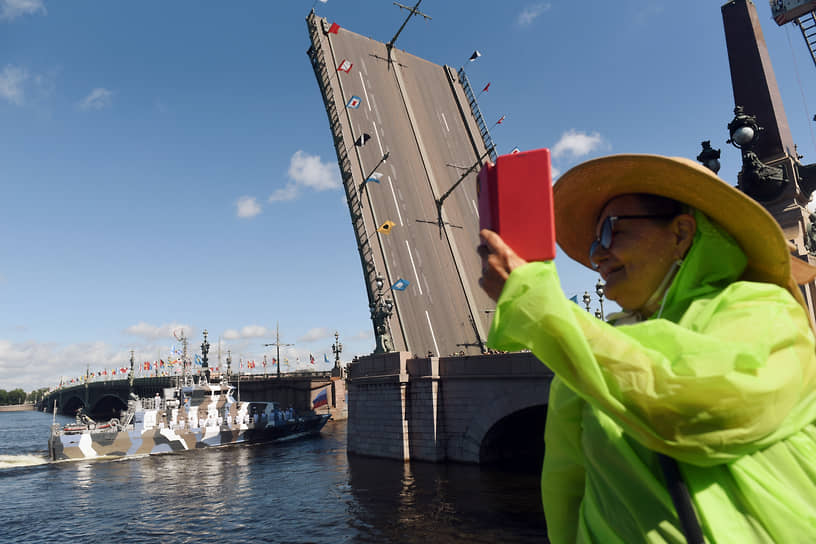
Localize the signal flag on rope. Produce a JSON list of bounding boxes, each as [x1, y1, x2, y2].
[[377, 220, 395, 234], [364, 172, 383, 184], [328, 22, 340, 34], [391, 278, 410, 291], [337, 59, 353, 73], [355, 133, 371, 146], [469, 50, 481, 61], [347, 96, 361, 109]]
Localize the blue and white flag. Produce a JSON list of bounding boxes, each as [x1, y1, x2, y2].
[[569, 294, 579, 305], [194, 354, 202, 366], [347, 96, 361, 109], [391, 278, 410, 291], [324, 353, 330, 363], [364, 172, 383, 184]]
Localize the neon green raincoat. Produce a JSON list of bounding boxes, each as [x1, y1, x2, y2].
[[487, 212, 816, 543]]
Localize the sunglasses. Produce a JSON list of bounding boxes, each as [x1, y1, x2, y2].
[[589, 214, 678, 268]]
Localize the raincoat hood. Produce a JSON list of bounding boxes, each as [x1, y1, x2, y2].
[[657, 209, 747, 323]]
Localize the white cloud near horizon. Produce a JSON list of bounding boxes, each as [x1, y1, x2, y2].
[[236, 196, 262, 218], [78, 87, 113, 111], [0, 65, 27, 105], [517, 3, 551, 26], [222, 325, 269, 340], [124, 322, 192, 340], [0, 0, 46, 21], [551, 129, 604, 160], [269, 150, 340, 203]]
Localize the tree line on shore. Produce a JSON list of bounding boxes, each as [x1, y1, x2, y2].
[[0, 387, 49, 405]]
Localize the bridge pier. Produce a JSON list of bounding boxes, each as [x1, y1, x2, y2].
[[347, 352, 553, 466]]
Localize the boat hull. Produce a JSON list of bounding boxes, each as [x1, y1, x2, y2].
[[49, 414, 330, 461]]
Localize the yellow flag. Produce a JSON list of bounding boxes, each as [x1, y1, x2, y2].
[[377, 220, 396, 234]]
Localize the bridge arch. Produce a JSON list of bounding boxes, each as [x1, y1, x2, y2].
[[60, 394, 85, 417], [91, 394, 128, 419], [458, 381, 550, 469]]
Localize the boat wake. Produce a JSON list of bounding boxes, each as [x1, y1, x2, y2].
[[0, 454, 49, 469]]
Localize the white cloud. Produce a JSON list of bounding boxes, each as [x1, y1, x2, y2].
[[236, 196, 262, 218], [289, 150, 339, 190], [551, 129, 604, 159], [78, 87, 113, 111], [0, 65, 28, 105], [0, 0, 46, 21], [517, 3, 551, 26], [297, 327, 331, 343], [268, 184, 299, 202], [222, 325, 269, 340], [124, 322, 192, 340]]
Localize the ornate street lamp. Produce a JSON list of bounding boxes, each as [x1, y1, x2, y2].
[[696, 141, 721, 173], [332, 331, 343, 370], [727, 106, 786, 201], [371, 274, 394, 353], [226, 350, 232, 380], [201, 329, 210, 383], [595, 279, 606, 321], [582, 291, 592, 313]]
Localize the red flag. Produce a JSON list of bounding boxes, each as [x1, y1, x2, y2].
[[310, 354, 315, 365], [482, 82, 490, 93], [328, 22, 340, 34], [143, 361, 150, 370], [496, 115, 505, 125]]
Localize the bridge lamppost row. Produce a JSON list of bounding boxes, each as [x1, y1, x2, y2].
[[371, 274, 394, 353], [201, 329, 210, 383]]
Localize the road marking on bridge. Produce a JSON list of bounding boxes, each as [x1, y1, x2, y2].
[[425, 310, 440, 356], [406, 240, 423, 294], [373, 121, 384, 156], [389, 176, 404, 226], [359, 72, 371, 112], [441, 112, 450, 132], [471, 198, 479, 217]]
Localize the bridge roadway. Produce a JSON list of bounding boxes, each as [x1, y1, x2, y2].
[[310, 14, 496, 357]]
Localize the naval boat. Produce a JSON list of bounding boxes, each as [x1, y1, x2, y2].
[[48, 377, 330, 461]]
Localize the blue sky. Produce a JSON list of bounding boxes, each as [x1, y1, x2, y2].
[[3, 0, 816, 391]]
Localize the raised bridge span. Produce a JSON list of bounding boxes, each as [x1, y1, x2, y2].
[[306, 12, 552, 467]]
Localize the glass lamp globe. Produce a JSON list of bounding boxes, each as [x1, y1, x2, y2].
[[731, 126, 755, 147]]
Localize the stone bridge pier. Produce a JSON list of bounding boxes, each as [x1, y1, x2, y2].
[[347, 352, 553, 470]]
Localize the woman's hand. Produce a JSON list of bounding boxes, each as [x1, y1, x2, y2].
[[478, 229, 528, 301]]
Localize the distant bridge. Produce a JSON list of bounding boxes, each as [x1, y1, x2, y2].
[[40, 372, 346, 420]]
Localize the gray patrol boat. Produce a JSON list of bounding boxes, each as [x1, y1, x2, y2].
[[48, 375, 331, 461]]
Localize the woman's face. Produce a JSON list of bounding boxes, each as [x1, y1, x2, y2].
[[591, 195, 695, 313]]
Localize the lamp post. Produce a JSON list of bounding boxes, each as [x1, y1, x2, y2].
[[696, 140, 721, 173], [331, 331, 343, 370], [595, 279, 605, 321], [226, 350, 232, 380], [200, 329, 210, 383], [582, 291, 592, 313], [371, 274, 394, 353], [726, 106, 786, 201]]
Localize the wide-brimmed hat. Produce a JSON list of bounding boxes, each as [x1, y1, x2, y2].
[[553, 154, 803, 290]]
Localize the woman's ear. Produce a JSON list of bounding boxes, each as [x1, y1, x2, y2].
[[672, 214, 697, 258]]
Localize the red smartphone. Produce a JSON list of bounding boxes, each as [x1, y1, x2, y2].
[[477, 148, 556, 261]]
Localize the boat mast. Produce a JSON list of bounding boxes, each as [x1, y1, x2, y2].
[[263, 322, 293, 379]]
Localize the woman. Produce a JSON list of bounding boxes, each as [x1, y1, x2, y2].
[[479, 154, 816, 543]]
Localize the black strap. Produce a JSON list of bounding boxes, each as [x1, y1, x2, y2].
[[657, 453, 705, 544]]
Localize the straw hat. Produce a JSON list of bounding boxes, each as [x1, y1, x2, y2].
[[553, 154, 812, 291]]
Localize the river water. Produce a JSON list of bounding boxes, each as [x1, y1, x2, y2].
[[0, 411, 547, 543]]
